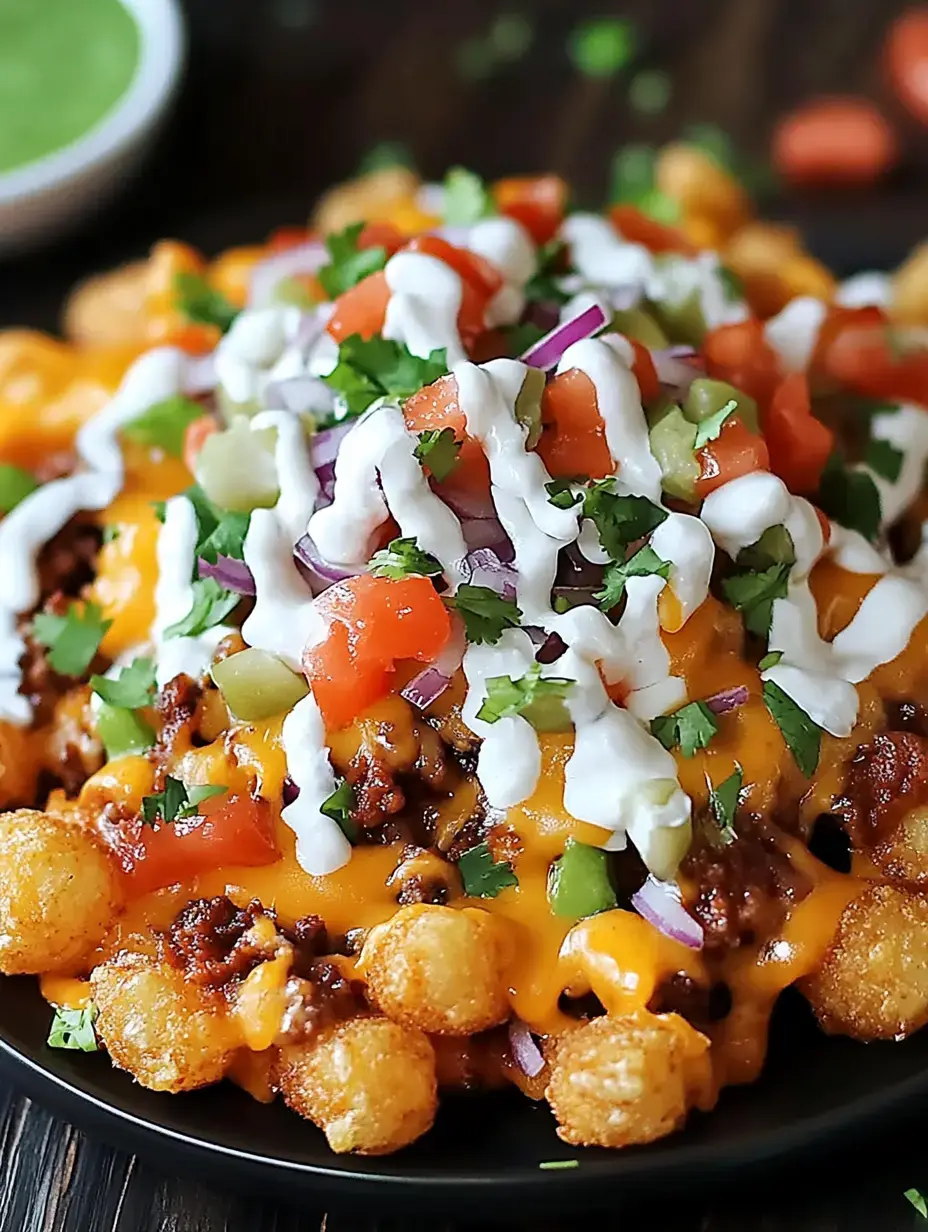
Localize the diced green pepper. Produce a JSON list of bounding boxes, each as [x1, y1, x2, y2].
[[610, 306, 669, 349], [96, 702, 155, 761], [547, 838, 617, 920], [212, 648, 308, 721], [0, 464, 38, 514], [514, 366, 546, 449], [196, 418, 279, 512], [684, 378, 758, 434], [648, 406, 700, 502]]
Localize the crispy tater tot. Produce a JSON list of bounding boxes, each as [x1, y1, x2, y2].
[[277, 1016, 437, 1154], [91, 953, 240, 1093], [801, 884, 928, 1040], [870, 804, 928, 886], [312, 167, 422, 235], [545, 1011, 713, 1149], [0, 810, 122, 974], [359, 904, 510, 1036], [63, 262, 151, 347]]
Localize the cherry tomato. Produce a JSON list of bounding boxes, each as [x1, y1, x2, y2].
[[403, 372, 492, 501], [772, 97, 898, 187], [326, 271, 392, 343], [609, 204, 698, 256]]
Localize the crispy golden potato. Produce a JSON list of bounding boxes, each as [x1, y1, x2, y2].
[[91, 953, 240, 1093], [893, 240, 928, 325], [801, 884, 928, 1040], [869, 804, 928, 886], [655, 143, 750, 236], [277, 1016, 437, 1154], [312, 167, 421, 235], [63, 261, 151, 347], [359, 904, 510, 1036], [545, 1011, 712, 1149], [0, 810, 122, 974]]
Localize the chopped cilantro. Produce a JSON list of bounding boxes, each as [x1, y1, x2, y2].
[[709, 765, 742, 842], [101, 524, 121, 545], [323, 334, 449, 418], [524, 239, 571, 306], [321, 779, 358, 842], [182, 484, 250, 566], [905, 1189, 928, 1219], [317, 222, 388, 300], [442, 166, 494, 226], [650, 701, 719, 758], [457, 841, 519, 898], [717, 266, 744, 303], [568, 17, 636, 78], [414, 427, 462, 482], [369, 537, 442, 580], [446, 584, 521, 645], [817, 453, 882, 543], [174, 273, 239, 333], [722, 562, 791, 638], [538, 1160, 579, 1171], [89, 657, 156, 710], [141, 777, 226, 826], [357, 141, 413, 174], [582, 481, 667, 561], [0, 463, 38, 514], [595, 544, 671, 609], [735, 524, 795, 572], [476, 662, 574, 731], [163, 578, 239, 639], [866, 437, 904, 483], [762, 680, 821, 777], [47, 1004, 98, 1052], [758, 650, 783, 671], [182, 784, 227, 815], [122, 395, 204, 458], [693, 399, 738, 450], [31, 602, 111, 677], [545, 478, 583, 510], [152, 500, 167, 523]]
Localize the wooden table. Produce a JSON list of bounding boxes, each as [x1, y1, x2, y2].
[[4, 1, 928, 1227]]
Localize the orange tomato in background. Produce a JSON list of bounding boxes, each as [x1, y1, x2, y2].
[[886, 8, 928, 127], [772, 97, 898, 186]]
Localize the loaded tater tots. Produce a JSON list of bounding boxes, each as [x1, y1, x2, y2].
[[6, 144, 928, 1158]]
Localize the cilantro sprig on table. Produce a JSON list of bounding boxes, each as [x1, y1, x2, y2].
[[323, 334, 449, 418], [31, 602, 111, 677]]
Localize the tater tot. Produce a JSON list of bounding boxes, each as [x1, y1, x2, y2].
[[870, 804, 928, 886], [801, 884, 928, 1040], [359, 904, 510, 1036], [277, 1016, 437, 1154], [63, 262, 151, 347], [0, 810, 122, 974], [545, 1011, 712, 1149], [91, 953, 240, 1093]]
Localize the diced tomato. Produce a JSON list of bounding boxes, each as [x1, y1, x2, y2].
[[125, 794, 279, 894], [266, 226, 312, 252], [405, 234, 504, 300], [813, 504, 832, 546], [493, 175, 568, 245], [537, 368, 614, 480], [627, 338, 660, 405], [326, 271, 391, 343], [704, 320, 782, 408], [764, 373, 835, 494], [304, 574, 451, 731], [695, 417, 770, 498], [183, 414, 219, 474], [358, 221, 406, 257], [813, 304, 928, 404], [403, 373, 492, 498], [609, 205, 698, 256]]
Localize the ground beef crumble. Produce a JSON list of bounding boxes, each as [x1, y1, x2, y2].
[[149, 673, 202, 785]]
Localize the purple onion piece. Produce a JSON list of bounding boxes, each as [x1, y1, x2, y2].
[[184, 353, 217, 396], [434, 481, 498, 522], [265, 375, 335, 417], [631, 876, 704, 950], [401, 667, 452, 710], [282, 775, 300, 806], [460, 517, 513, 559], [198, 555, 256, 596], [464, 547, 518, 600], [704, 685, 750, 715], [508, 1019, 545, 1078], [651, 346, 702, 393], [294, 533, 365, 593], [521, 302, 609, 371], [311, 419, 356, 470]]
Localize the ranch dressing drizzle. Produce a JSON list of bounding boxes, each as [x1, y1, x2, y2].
[[763, 296, 827, 373], [868, 404, 928, 529], [383, 252, 466, 366], [560, 212, 654, 294], [464, 217, 537, 328], [0, 347, 188, 723], [646, 251, 749, 332]]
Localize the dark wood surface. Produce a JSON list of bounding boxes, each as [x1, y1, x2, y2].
[[4, 1, 928, 1227]]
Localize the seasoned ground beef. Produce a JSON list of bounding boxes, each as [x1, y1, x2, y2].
[[836, 730, 928, 847], [165, 896, 274, 987], [35, 517, 101, 602], [649, 972, 732, 1028], [150, 674, 202, 785], [279, 962, 366, 1040]]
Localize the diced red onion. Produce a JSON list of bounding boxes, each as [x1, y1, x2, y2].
[[434, 482, 497, 521], [705, 685, 750, 715], [294, 533, 365, 592], [651, 346, 703, 393], [282, 775, 300, 806], [311, 420, 355, 470], [197, 555, 256, 595], [461, 517, 512, 557], [524, 300, 561, 333], [631, 876, 704, 950], [464, 547, 518, 599], [401, 666, 452, 710], [248, 242, 327, 309], [535, 631, 568, 663], [508, 1019, 545, 1078], [521, 302, 610, 371], [265, 375, 335, 417], [184, 353, 217, 396]]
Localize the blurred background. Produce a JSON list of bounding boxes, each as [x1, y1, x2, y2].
[[4, 0, 928, 330]]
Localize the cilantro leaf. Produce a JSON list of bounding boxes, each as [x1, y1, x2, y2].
[[524, 239, 572, 307], [317, 223, 388, 300], [323, 334, 449, 417], [717, 266, 744, 303], [321, 778, 357, 842], [866, 438, 904, 483], [174, 273, 239, 333], [446, 584, 522, 645], [457, 841, 519, 898], [442, 167, 494, 225], [0, 463, 38, 514], [693, 399, 738, 450], [595, 544, 671, 610], [905, 1189, 928, 1219], [47, 1004, 98, 1052], [198, 509, 251, 565], [414, 427, 462, 482], [163, 578, 239, 639], [568, 17, 636, 78], [735, 524, 795, 572], [582, 481, 667, 561], [817, 453, 882, 543], [545, 478, 583, 510], [369, 537, 442, 580], [722, 563, 791, 638], [89, 657, 156, 710], [31, 602, 111, 677], [709, 765, 742, 842], [762, 680, 821, 777], [178, 783, 227, 818], [122, 395, 204, 458], [476, 662, 574, 731], [758, 650, 783, 671], [650, 701, 719, 758], [141, 776, 190, 826]]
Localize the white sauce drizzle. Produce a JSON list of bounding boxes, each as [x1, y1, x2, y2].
[[560, 212, 653, 295], [383, 252, 466, 366], [646, 252, 749, 332], [464, 217, 537, 327], [763, 296, 827, 373], [836, 271, 892, 309]]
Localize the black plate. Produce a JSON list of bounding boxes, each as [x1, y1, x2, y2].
[[2, 975, 928, 1213]]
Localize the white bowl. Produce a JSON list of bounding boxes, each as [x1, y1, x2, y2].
[[0, 0, 185, 256]]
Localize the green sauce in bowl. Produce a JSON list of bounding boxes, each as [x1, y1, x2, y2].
[[0, 0, 140, 174]]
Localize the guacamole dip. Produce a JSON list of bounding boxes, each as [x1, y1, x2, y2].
[[0, 0, 140, 175]]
